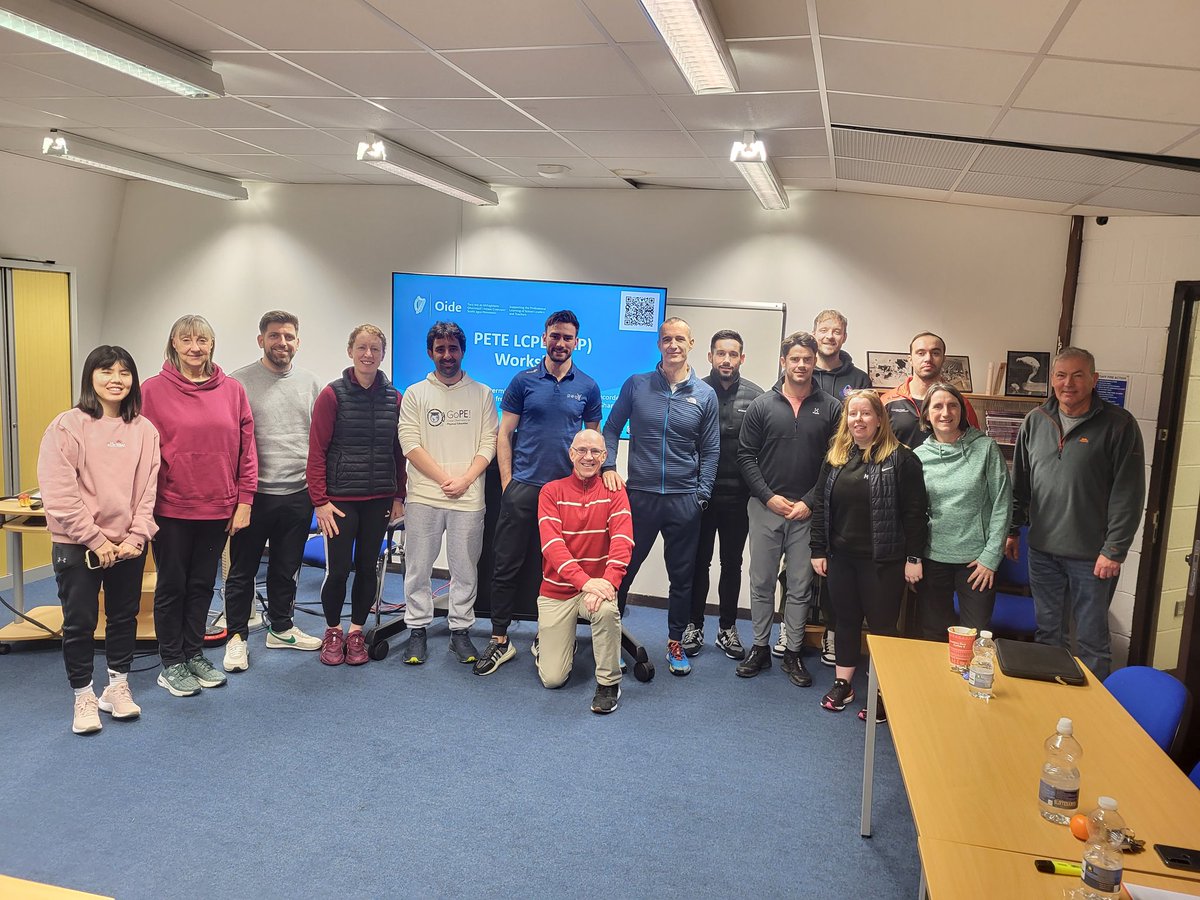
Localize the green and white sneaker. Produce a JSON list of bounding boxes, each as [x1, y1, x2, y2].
[[266, 626, 322, 651], [185, 653, 227, 688], [157, 663, 202, 697]]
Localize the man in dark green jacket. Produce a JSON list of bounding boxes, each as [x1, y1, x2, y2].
[[1008, 347, 1145, 680]]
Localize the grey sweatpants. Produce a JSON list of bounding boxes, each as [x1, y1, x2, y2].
[[403, 501, 484, 631], [747, 497, 813, 651]]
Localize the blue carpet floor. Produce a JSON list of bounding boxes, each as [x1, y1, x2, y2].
[[0, 570, 919, 899]]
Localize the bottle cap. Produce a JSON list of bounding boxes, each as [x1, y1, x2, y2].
[[980, 630, 993, 640], [1057, 716, 1073, 735], [1098, 796, 1117, 810]]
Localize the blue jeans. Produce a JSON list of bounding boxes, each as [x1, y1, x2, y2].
[[1027, 547, 1118, 681]]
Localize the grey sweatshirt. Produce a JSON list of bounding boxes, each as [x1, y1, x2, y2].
[[230, 360, 320, 495]]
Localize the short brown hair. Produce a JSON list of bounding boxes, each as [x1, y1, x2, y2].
[[348, 324, 387, 355], [259, 310, 299, 333]]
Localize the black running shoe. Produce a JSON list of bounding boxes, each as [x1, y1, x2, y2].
[[449, 629, 478, 663], [735, 644, 772, 678], [590, 682, 621, 715], [821, 678, 855, 711], [403, 627, 427, 665], [473, 638, 516, 676], [780, 649, 813, 687]]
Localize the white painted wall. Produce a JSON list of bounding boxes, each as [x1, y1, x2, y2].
[[102, 180, 1070, 608], [1073, 215, 1200, 668]]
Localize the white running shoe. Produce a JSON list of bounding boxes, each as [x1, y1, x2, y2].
[[265, 626, 322, 651], [223, 635, 249, 672]]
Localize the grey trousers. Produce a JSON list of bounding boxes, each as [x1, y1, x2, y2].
[[403, 501, 484, 631], [747, 497, 813, 651]]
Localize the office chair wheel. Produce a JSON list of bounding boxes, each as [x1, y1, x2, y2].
[[633, 660, 654, 682], [369, 639, 389, 661]]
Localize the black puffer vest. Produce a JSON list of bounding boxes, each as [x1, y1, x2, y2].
[[326, 371, 399, 497], [821, 448, 906, 562]]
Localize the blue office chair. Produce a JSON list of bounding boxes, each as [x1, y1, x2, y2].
[[1104, 666, 1192, 756], [954, 526, 1037, 638], [1190, 760, 1200, 790]]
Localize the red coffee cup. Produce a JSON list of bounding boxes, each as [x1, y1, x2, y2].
[[948, 626, 977, 672]]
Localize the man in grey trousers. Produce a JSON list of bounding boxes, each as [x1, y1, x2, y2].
[[735, 332, 842, 686]]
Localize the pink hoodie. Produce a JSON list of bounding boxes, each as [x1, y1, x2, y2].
[[141, 362, 257, 519], [37, 408, 161, 550]]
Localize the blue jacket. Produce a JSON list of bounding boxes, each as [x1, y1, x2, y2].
[[602, 366, 720, 500]]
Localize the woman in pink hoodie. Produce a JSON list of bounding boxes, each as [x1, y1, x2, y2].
[[140, 315, 257, 698], [38, 345, 160, 735]]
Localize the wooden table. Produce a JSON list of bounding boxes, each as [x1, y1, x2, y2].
[[862, 635, 1200, 885], [918, 838, 1200, 898], [0, 874, 112, 898]]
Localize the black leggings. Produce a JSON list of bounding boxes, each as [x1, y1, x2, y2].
[[826, 553, 905, 669], [153, 516, 227, 666], [320, 497, 392, 628]]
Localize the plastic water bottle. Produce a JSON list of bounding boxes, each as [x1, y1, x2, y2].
[[966, 630, 996, 700], [1038, 717, 1082, 824], [1076, 797, 1125, 900]]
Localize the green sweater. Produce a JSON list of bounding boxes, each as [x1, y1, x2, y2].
[[914, 427, 1012, 571]]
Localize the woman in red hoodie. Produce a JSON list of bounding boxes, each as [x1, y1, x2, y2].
[[38, 345, 160, 735], [141, 315, 257, 698]]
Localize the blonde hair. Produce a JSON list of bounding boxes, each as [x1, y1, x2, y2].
[[165, 314, 216, 377], [348, 324, 387, 355], [827, 389, 901, 466]]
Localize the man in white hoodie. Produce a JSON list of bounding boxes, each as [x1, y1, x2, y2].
[[398, 321, 498, 666]]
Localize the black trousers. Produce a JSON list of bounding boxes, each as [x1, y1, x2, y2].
[[54, 542, 147, 689], [320, 497, 392, 628], [826, 552, 905, 669], [225, 489, 313, 638], [152, 516, 227, 667], [487, 480, 542, 637], [617, 490, 702, 642], [689, 493, 749, 630], [914, 558, 997, 641]]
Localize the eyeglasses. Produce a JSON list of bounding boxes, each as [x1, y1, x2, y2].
[[571, 447, 604, 457]]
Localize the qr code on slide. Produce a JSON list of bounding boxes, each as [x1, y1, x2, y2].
[[619, 291, 660, 332]]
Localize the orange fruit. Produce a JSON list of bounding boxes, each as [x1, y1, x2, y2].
[[1069, 813, 1089, 841]]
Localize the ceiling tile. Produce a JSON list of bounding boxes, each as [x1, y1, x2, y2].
[[596, 157, 724, 178], [1017, 58, 1200, 126], [122, 96, 296, 128], [278, 52, 488, 98], [211, 53, 352, 97], [21, 98, 192, 128], [780, 177, 835, 191], [618, 41, 690, 95], [970, 145, 1139, 184], [833, 128, 978, 168], [108, 127, 272, 153], [516, 97, 679, 131], [539, 176, 636, 189], [428, 157, 516, 179], [325, 128, 468, 157], [710, 0, 809, 39], [1165, 131, 1200, 158], [992, 108, 1197, 156], [956, 172, 1098, 204], [302, 153, 385, 175], [468, 156, 612, 178], [153, 153, 261, 176], [727, 39, 817, 92], [244, 97, 420, 129], [376, 98, 534, 129], [437, 130, 581, 157], [561, 129, 698, 157], [1067, 185, 1200, 215], [828, 93, 1001, 138], [582, 0, 661, 42], [836, 158, 960, 190], [1051, 0, 1200, 69], [0, 99, 69, 127], [363, 0, 604, 49], [171, 0, 419, 50], [1116, 166, 1200, 196], [76, 0, 258, 52], [214, 128, 355, 154], [0, 53, 164, 98], [949, 192, 1072, 214], [631, 177, 744, 190], [774, 157, 833, 178], [815, 0, 1070, 52], [443, 46, 648, 97], [836, 181, 960, 204], [692, 128, 828, 157], [662, 92, 822, 130], [63, 126, 178, 154], [821, 39, 1033, 106]]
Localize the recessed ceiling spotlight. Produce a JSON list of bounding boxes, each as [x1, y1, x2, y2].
[[536, 164, 571, 178]]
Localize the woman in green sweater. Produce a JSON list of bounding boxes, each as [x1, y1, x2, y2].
[[913, 382, 1012, 640]]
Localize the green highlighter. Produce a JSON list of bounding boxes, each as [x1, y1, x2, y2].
[[1034, 859, 1083, 877]]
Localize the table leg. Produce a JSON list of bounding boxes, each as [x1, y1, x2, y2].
[[917, 864, 927, 899], [8, 530, 23, 614], [861, 663, 879, 837]]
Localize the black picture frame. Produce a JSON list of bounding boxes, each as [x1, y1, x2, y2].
[[1005, 350, 1051, 397]]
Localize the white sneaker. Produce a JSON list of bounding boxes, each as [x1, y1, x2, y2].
[[99, 680, 142, 719], [265, 625, 322, 651], [72, 692, 102, 734], [821, 629, 836, 667], [223, 635, 249, 672], [772, 622, 788, 658]]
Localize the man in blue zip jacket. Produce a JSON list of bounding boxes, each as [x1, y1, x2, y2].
[[603, 317, 720, 676]]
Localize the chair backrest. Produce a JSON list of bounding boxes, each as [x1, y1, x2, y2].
[[997, 525, 1029, 587], [1104, 666, 1191, 754], [1191, 760, 1200, 791]]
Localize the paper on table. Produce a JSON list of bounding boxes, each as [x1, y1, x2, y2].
[[1123, 881, 1200, 899]]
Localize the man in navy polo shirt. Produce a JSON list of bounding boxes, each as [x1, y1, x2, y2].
[[473, 309, 602, 676]]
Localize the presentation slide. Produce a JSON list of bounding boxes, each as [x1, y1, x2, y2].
[[391, 273, 666, 433]]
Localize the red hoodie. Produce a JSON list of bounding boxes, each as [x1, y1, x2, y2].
[[141, 362, 257, 520]]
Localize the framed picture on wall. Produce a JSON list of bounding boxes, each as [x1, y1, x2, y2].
[[867, 351, 911, 388], [941, 355, 973, 392], [1005, 350, 1051, 397]]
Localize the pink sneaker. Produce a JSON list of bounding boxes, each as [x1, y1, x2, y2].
[[320, 627, 345, 666], [345, 630, 369, 666]]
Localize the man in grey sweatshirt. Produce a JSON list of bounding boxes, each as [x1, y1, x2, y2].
[[1009, 347, 1145, 680]]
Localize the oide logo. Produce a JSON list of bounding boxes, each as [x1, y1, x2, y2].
[[413, 295, 427, 314]]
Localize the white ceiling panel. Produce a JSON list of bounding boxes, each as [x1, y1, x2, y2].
[[21, 98, 193, 128], [363, 0, 604, 49], [1165, 131, 1200, 159], [970, 145, 1140, 185], [62, 127, 178, 154], [439, 130, 582, 157], [662, 92, 822, 131], [468, 156, 612, 178], [1, 53, 167, 98], [956, 172, 1098, 204], [81, 0, 258, 52], [596, 156, 723, 178], [210, 54, 352, 97], [710, 0, 809, 39], [1116, 166, 1200, 196], [821, 39, 1034, 106], [836, 159, 961, 191], [443, 46, 649, 98], [582, 0, 660, 43], [214, 128, 355, 155], [774, 157, 833, 178], [833, 129, 979, 168], [1051, 0, 1200, 69], [815, 0, 1072, 53], [428, 157, 517, 179], [122, 97, 296, 128], [691, 128, 827, 158], [170, 0, 419, 51], [727, 39, 818, 93], [617, 41, 690, 95], [377, 99, 535, 130], [0, 99, 69, 128], [154, 153, 265, 176], [992, 108, 1197, 156], [951, 191, 1072, 214], [632, 177, 743, 190], [277, 52, 489, 99], [107, 127, 271, 153], [1017, 58, 1200, 125], [1083, 186, 1200, 215], [245, 97, 419, 130], [837, 181, 957, 204], [303, 153, 390, 176], [324, 127, 468, 157], [517, 97, 680, 131], [829, 93, 1001, 137], [561, 129, 698, 157]]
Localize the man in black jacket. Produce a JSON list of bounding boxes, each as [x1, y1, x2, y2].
[[736, 332, 842, 686], [812, 309, 871, 401], [683, 330, 763, 660]]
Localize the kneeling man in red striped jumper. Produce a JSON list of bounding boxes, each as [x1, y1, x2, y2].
[[536, 429, 634, 714]]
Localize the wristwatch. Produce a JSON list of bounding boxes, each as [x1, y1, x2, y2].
[[906, 556, 920, 564]]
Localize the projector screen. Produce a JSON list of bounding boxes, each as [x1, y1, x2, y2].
[[391, 272, 667, 431]]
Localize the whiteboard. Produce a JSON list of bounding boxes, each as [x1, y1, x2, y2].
[[666, 297, 786, 392]]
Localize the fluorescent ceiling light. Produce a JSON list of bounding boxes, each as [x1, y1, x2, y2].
[[0, 0, 223, 98], [637, 0, 737, 94], [356, 136, 498, 206], [42, 131, 247, 200], [730, 131, 789, 210]]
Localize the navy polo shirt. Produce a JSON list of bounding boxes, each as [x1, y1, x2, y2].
[[502, 360, 602, 486]]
